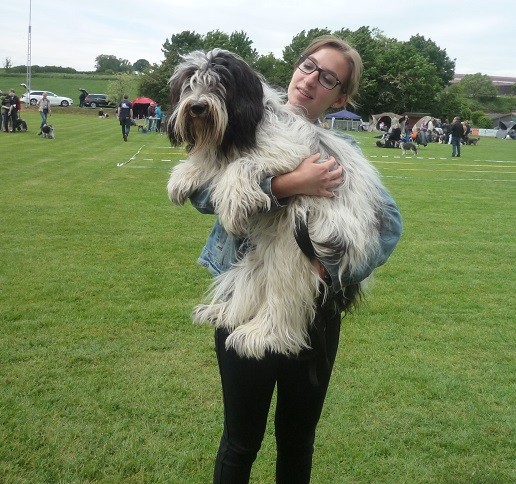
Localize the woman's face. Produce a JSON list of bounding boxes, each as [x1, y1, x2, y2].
[[287, 47, 349, 121]]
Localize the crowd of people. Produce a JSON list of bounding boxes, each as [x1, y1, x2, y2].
[[114, 98, 164, 141], [1, 87, 163, 141], [375, 115, 477, 155]]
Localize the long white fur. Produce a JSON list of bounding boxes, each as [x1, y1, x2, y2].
[[167, 51, 385, 358]]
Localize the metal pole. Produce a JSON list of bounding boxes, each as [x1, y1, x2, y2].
[[26, 0, 32, 98]]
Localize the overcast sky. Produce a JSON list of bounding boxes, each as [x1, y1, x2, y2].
[[2, 0, 515, 78]]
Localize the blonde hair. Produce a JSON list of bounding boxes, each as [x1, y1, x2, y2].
[[300, 35, 363, 109]]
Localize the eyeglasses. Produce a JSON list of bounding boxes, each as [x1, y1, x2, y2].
[[297, 55, 345, 91]]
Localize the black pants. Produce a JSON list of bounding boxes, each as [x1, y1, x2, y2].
[[3, 110, 12, 131], [120, 117, 131, 137], [213, 305, 341, 484]]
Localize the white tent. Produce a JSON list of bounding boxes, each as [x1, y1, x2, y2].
[[496, 120, 516, 139], [414, 115, 433, 129], [367, 112, 399, 131]]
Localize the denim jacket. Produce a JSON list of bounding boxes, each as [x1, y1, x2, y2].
[[189, 134, 402, 293]]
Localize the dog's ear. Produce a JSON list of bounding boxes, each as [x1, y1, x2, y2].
[[212, 52, 264, 155], [167, 67, 190, 147]]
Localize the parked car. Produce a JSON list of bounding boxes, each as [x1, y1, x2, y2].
[[23, 90, 73, 107], [83, 94, 116, 108]]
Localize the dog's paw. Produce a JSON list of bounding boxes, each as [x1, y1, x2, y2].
[[192, 304, 218, 325], [192, 302, 236, 327], [167, 177, 193, 205], [168, 185, 189, 205], [167, 161, 205, 205], [217, 206, 250, 237], [216, 192, 269, 236]]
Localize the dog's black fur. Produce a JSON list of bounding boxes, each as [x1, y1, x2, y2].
[[41, 124, 54, 139], [15, 118, 28, 131], [168, 50, 265, 157]]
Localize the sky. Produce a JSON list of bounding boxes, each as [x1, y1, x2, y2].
[[2, 0, 516, 78]]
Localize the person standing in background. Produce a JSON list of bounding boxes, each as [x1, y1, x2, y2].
[[155, 103, 163, 133], [4, 89, 20, 133], [37, 92, 51, 136], [0, 90, 5, 132], [450, 116, 463, 157], [117, 94, 133, 142]]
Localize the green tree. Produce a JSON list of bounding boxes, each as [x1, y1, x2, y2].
[[141, 31, 204, 107], [107, 73, 139, 104], [335, 26, 385, 71], [405, 34, 455, 87], [228, 31, 258, 62], [161, 31, 204, 68], [141, 27, 459, 116], [254, 53, 290, 89], [475, 115, 493, 128], [133, 59, 151, 72], [433, 87, 467, 122], [203, 30, 232, 52], [457, 73, 498, 99], [95, 55, 132, 73], [281, 28, 331, 67], [141, 30, 261, 107], [371, 43, 442, 113]]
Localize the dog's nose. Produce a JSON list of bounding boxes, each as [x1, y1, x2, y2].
[[190, 103, 206, 116]]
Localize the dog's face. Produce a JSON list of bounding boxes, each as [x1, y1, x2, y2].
[[167, 49, 265, 157]]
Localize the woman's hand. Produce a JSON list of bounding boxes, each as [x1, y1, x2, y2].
[[271, 153, 344, 199]]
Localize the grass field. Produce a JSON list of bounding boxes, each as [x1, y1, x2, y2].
[[0, 73, 140, 107], [1, 111, 515, 483]]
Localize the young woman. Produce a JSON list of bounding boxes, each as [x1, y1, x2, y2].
[[37, 92, 51, 135], [190, 36, 402, 483]]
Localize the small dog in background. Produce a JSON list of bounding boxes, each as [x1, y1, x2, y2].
[[41, 124, 55, 139], [399, 141, 418, 155], [98, 110, 109, 118], [465, 137, 479, 145], [15, 118, 28, 131]]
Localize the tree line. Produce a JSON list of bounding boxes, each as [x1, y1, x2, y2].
[[3, 56, 151, 75], [136, 27, 510, 127], [5, 27, 512, 125]]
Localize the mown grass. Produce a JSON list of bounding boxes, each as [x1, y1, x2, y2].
[[1, 112, 515, 483], [0, 73, 140, 106]]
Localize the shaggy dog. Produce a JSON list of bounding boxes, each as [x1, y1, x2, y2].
[[167, 49, 387, 358], [465, 137, 480, 145], [41, 124, 55, 139], [399, 141, 418, 155], [15, 118, 28, 132]]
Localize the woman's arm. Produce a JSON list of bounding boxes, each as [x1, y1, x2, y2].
[[271, 153, 344, 199], [190, 153, 342, 214], [320, 188, 402, 290]]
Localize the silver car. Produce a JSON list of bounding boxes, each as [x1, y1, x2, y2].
[[23, 90, 73, 107]]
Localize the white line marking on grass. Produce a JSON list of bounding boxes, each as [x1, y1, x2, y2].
[[117, 145, 145, 167], [384, 175, 515, 182]]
